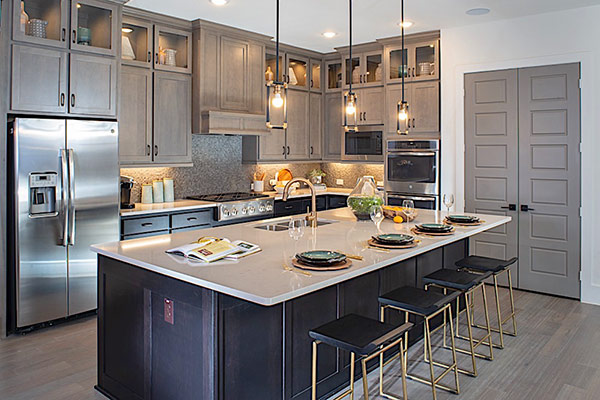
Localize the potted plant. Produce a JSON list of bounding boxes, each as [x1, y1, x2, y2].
[[306, 168, 326, 185]]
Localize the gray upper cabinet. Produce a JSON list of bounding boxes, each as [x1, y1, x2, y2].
[[12, 0, 68, 48], [119, 66, 152, 164], [11, 44, 67, 113], [220, 36, 250, 110], [324, 92, 342, 160], [286, 54, 309, 91], [325, 59, 343, 92], [121, 16, 153, 68], [385, 82, 439, 135], [257, 130, 287, 161], [310, 60, 321, 91], [309, 93, 322, 159], [341, 48, 384, 89], [153, 71, 192, 164], [385, 36, 439, 84], [69, 52, 117, 116], [70, 0, 119, 57], [385, 83, 409, 133], [357, 86, 384, 125], [154, 25, 192, 74], [286, 89, 310, 160]]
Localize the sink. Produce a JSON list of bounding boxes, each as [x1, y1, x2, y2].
[[254, 218, 337, 231]]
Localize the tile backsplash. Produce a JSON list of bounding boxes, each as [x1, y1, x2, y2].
[[121, 134, 384, 203]]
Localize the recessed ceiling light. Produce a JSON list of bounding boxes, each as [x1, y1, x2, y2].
[[466, 8, 490, 16], [122, 27, 133, 33], [209, 0, 228, 5], [322, 31, 337, 38], [397, 21, 413, 28]]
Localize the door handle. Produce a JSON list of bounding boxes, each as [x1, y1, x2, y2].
[[62, 28, 66, 42], [310, 146, 313, 155], [67, 149, 75, 246], [287, 146, 290, 155], [364, 112, 367, 121], [500, 204, 517, 211], [521, 205, 535, 212], [71, 94, 76, 108], [72, 29, 77, 44], [147, 144, 151, 156], [283, 145, 286, 155], [154, 145, 159, 156], [148, 51, 152, 63], [60, 93, 65, 107], [310, 79, 314, 88], [60, 149, 69, 247], [155, 53, 159, 64], [412, 118, 415, 128]]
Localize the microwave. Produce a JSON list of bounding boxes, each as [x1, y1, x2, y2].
[[341, 126, 384, 162]]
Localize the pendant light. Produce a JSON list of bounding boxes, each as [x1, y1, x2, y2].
[[397, 0, 409, 135], [343, 0, 358, 132], [266, 0, 288, 129]]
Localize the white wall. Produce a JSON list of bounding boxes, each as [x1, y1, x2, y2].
[[440, 5, 600, 305]]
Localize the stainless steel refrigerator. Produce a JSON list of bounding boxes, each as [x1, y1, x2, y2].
[[9, 118, 119, 328]]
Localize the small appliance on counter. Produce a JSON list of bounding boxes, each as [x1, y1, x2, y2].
[[120, 176, 135, 209]]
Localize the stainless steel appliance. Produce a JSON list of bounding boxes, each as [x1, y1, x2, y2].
[[341, 125, 384, 162], [8, 118, 119, 328], [120, 176, 135, 209], [187, 192, 274, 224], [385, 139, 440, 210], [386, 193, 439, 210]]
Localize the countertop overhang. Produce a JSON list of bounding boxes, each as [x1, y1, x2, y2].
[[95, 208, 510, 306]]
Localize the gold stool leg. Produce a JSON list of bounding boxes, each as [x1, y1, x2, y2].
[[349, 353, 355, 400], [424, 316, 437, 400], [447, 306, 460, 394], [404, 311, 409, 372], [361, 358, 369, 400], [399, 340, 408, 400], [312, 341, 318, 400], [507, 269, 518, 336], [493, 275, 505, 349], [481, 283, 494, 360], [464, 291, 477, 376]]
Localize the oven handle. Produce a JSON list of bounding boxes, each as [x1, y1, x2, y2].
[[388, 195, 437, 202], [388, 151, 436, 157]]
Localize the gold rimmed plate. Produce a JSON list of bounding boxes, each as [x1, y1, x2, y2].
[[292, 258, 352, 271], [367, 238, 420, 249], [411, 226, 455, 236]]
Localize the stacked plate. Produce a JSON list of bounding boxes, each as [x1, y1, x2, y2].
[[414, 223, 454, 234], [371, 233, 415, 246], [446, 215, 480, 224], [294, 250, 348, 270]]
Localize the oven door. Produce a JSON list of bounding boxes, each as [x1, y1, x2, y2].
[[341, 127, 383, 162], [386, 193, 439, 210], [385, 151, 439, 195]]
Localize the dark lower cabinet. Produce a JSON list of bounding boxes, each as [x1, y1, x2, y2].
[[97, 239, 468, 400]]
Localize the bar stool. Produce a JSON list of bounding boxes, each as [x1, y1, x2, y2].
[[379, 286, 461, 400], [309, 314, 413, 400], [455, 256, 518, 349], [422, 269, 494, 377]]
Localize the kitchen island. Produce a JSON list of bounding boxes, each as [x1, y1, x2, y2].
[[92, 208, 510, 400]]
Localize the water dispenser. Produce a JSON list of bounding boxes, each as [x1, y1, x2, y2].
[[29, 173, 58, 217]]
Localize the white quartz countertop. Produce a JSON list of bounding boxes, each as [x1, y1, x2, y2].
[[120, 188, 352, 217], [96, 208, 511, 306]]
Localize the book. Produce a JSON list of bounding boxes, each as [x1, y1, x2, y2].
[[166, 237, 261, 263]]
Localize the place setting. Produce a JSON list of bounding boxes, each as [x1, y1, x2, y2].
[[291, 250, 353, 271], [410, 223, 456, 237], [367, 233, 421, 250]]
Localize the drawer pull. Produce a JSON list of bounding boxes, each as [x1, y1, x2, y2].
[[141, 222, 153, 227], [187, 217, 198, 221], [284, 205, 293, 210]]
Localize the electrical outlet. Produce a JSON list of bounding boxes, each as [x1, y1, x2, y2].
[[377, 181, 384, 187], [336, 179, 344, 186]]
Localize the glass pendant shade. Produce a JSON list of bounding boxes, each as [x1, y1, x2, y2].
[[343, 91, 358, 132], [397, 100, 409, 134], [266, 81, 288, 129]]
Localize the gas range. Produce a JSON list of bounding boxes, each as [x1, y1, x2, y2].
[[187, 192, 274, 223]]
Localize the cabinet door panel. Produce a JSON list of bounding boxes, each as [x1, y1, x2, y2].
[[220, 36, 249, 111], [259, 130, 287, 161], [324, 93, 342, 159], [70, 0, 118, 57], [154, 25, 192, 74], [12, 0, 69, 48], [410, 81, 439, 133], [153, 72, 192, 164], [309, 93, 322, 159], [69, 53, 117, 116], [385, 84, 410, 134], [119, 66, 152, 164], [286, 90, 310, 160], [11, 45, 67, 113], [248, 42, 265, 114], [358, 86, 384, 125]]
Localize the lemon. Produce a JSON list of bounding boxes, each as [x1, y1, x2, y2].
[[393, 216, 404, 224]]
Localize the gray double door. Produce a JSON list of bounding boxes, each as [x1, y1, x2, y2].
[[464, 63, 581, 299]]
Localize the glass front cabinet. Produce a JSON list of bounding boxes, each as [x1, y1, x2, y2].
[[342, 50, 383, 88], [121, 16, 152, 67], [264, 50, 315, 91], [386, 38, 439, 83], [325, 59, 342, 92]]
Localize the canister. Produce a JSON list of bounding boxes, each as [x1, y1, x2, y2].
[[141, 184, 153, 204], [163, 178, 174, 202], [152, 180, 164, 203]]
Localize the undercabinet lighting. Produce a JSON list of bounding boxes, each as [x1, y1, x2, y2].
[[466, 8, 490, 16], [397, 21, 413, 28], [322, 31, 337, 38], [122, 27, 133, 33], [209, 0, 229, 5]]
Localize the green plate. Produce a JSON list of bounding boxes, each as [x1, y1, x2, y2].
[[373, 234, 414, 245], [416, 223, 453, 232], [297, 251, 346, 265], [448, 215, 479, 223]]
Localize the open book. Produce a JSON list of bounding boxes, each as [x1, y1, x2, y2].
[[166, 237, 260, 263]]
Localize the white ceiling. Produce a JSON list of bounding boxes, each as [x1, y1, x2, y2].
[[127, 0, 600, 52]]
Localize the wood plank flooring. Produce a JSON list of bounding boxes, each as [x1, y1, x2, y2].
[[0, 288, 599, 399]]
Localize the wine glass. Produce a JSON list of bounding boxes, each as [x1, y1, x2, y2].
[[443, 194, 455, 215], [288, 217, 306, 256], [370, 205, 384, 233], [402, 200, 415, 232]]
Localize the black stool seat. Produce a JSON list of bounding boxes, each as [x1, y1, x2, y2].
[[456, 256, 518, 273], [378, 286, 460, 315], [423, 269, 493, 291], [309, 314, 412, 356]]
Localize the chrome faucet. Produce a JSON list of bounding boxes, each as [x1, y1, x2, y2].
[[282, 178, 318, 228]]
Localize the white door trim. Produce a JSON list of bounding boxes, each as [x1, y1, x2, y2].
[[448, 51, 596, 305]]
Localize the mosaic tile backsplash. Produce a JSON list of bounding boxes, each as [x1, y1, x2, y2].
[[121, 134, 383, 203]]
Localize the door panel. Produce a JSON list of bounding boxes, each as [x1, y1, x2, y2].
[[69, 53, 117, 116], [220, 37, 249, 111], [14, 119, 68, 326], [67, 120, 119, 315], [410, 81, 439, 133], [358, 87, 384, 125], [517, 63, 581, 298], [309, 93, 322, 159], [464, 69, 519, 287], [286, 90, 310, 160], [324, 93, 342, 159], [385, 83, 410, 134]]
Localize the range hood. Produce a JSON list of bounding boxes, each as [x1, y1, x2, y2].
[[198, 111, 270, 136]]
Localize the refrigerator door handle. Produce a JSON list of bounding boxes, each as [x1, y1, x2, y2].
[[60, 149, 70, 247], [68, 149, 76, 246]]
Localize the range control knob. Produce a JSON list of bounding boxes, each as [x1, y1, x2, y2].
[[231, 207, 238, 216], [241, 207, 248, 215], [248, 206, 256, 214], [265, 203, 274, 212], [222, 208, 230, 217], [258, 204, 266, 213]]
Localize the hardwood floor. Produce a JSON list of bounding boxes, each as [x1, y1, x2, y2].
[[0, 288, 599, 399]]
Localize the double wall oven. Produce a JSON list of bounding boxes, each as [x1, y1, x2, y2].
[[385, 139, 440, 210]]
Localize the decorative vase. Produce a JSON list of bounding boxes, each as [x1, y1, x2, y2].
[[265, 65, 274, 82], [20, 1, 29, 33], [347, 176, 384, 220]]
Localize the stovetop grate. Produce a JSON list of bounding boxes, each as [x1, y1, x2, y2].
[[187, 192, 270, 203]]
